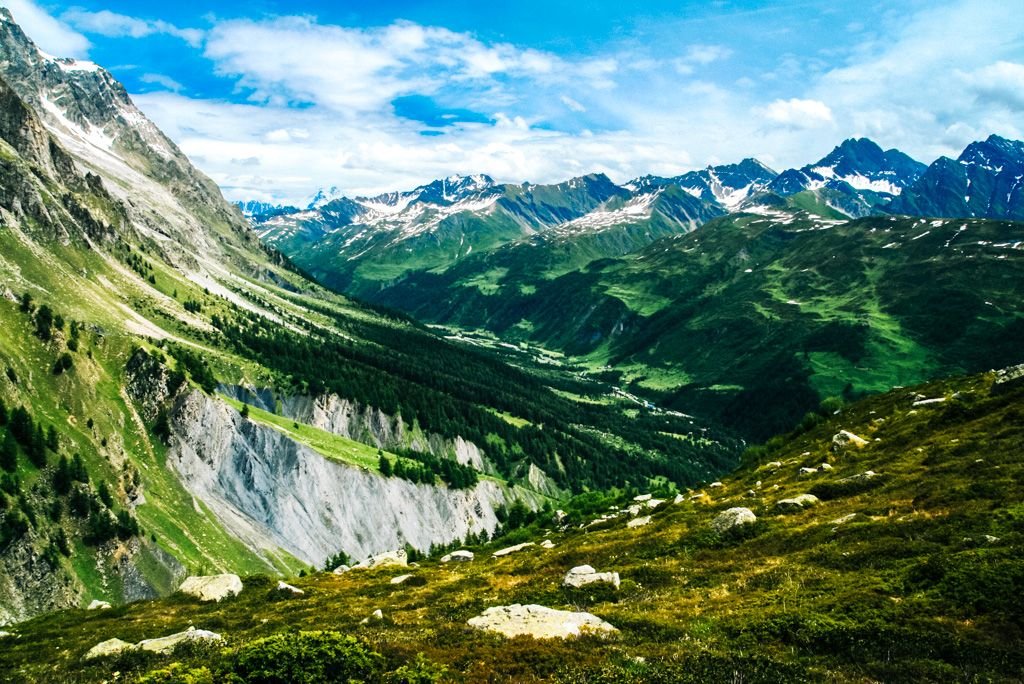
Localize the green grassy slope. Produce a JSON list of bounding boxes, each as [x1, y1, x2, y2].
[[3, 368, 1021, 682], [370, 212, 1024, 441]]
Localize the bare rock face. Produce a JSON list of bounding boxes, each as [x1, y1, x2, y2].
[[832, 430, 868, 451], [167, 390, 512, 566], [468, 604, 618, 639], [178, 574, 243, 602], [563, 565, 620, 589], [711, 507, 757, 534]]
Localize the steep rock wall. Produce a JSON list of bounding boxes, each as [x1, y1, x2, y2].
[[167, 390, 509, 566]]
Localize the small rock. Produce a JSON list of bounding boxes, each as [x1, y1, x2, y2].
[[633, 494, 653, 502], [830, 513, 857, 525], [440, 550, 474, 563], [467, 604, 618, 639], [361, 609, 384, 625], [982, 535, 1001, 544], [353, 549, 408, 570], [709, 482, 724, 488], [563, 565, 620, 589], [178, 574, 243, 602], [493, 542, 535, 558], [552, 510, 568, 525], [764, 461, 783, 470], [799, 467, 818, 476], [673, 493, 685, 504], [87, 599, 111, 610], [390, 574, 413, 585], [711, 507, 757, 534], [276, 581, 304, 595], [820, 463, 833, 471], [84, 638, 133, 660], [838, 470, 878, 485], [832, 430, 868, 451], [912, 397, 946, 407], [776, 494, 820, 511], [332, 564, 351, 575], [627, 516, 651, 528], [540, 539, 555, 549], [0, 631, 14, 639], [625, 504, 643, 516], [646, 499, 665, 510]]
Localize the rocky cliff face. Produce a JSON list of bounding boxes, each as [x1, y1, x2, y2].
[[167, 389, 514, 566], [223, 384, 493, 474]]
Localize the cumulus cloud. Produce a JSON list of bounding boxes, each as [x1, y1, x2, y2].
[[4, 0, 90, 57], [963, 61, 1024, 111], [62, 9, 203, 47], [757, 98, 834, 128]]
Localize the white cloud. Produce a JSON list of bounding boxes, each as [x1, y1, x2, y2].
[[963, 61, 1024, 111], [685, 44, 732, 65], [560, 95, 586, 112], [3, 0, 90, 58], [62, 9, 203, 47], [139, 72, 184, 92], [757, 98, 834, 127]]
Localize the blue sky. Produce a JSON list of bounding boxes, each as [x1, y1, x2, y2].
[[5, 0, 1024, 205]]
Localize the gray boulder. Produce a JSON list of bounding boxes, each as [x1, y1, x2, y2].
[[178, 574, 243, 602], [353, 549, 408, 570], [711, 507, 757, 534], [776, 494, 820, 511], [563, 565, 620, 589], [467, 604, 618, 639], [441, 550, 474, 563]]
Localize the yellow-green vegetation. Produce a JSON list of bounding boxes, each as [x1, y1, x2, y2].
[[4, 369, 1021, 682]]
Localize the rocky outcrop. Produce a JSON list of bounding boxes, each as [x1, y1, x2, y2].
[[353, 550, 407, 570], [563, 565, 620, 589], [776, 494, 820, 512], [712, 507, 757, 534], [167, 390, 512, 566], [832, 430, 868, 451], [441, 550, 474, 563], [468, 604, 618, 639], [493, 542, 535, 558], [178, 574, 243, 602], [84, 626, 221, 660]]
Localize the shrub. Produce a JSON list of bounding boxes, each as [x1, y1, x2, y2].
[[383, 653, 448, 684], [138, 664, 215, 684], [226, 631, 384, 684]]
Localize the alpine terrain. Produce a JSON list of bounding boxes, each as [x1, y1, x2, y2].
[[0, 3, 1022, 683]]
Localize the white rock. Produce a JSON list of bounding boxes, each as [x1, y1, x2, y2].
[[440, 550, 474, 563], [832, 430, 868, 450], [799, 467, 818, 476], [354, 549, 408, 570], [646, 499, 665, 510], [332, 564, 351, 575], [776, 494, 820, 511], [493, 542, 535, 558], [912, 397, 946, 407], [709, 482, 724, 488], [178, 574, 243, 602], [0, 631, 13, 639], [764, 461, 782, 470], [711, 507, 757, 534], [830, 513, 857, 525], [467, 604, 618, 639], [563, 565, 620, 589], [276, 581, 304, 595], [87, 599, 111, 610], [626, 516, 651, 528], [820, 463, 834, 471], [390, 574, 413, 585], [360, 608, 385, 625], [540, 539, 555, 549], [136, 627, 222, 655], [625, 504, 643, 516], [633, 494, 653, 502], [673, 494, 685, 504], [84, 638, 133, 660], [553, 510, 568, 525]]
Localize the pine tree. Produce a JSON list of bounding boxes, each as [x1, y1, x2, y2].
[[378, 454, 393, 477], [28, 425, 47, 468], [53, 455, 72, 495], [0, 432, 17, 472]]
